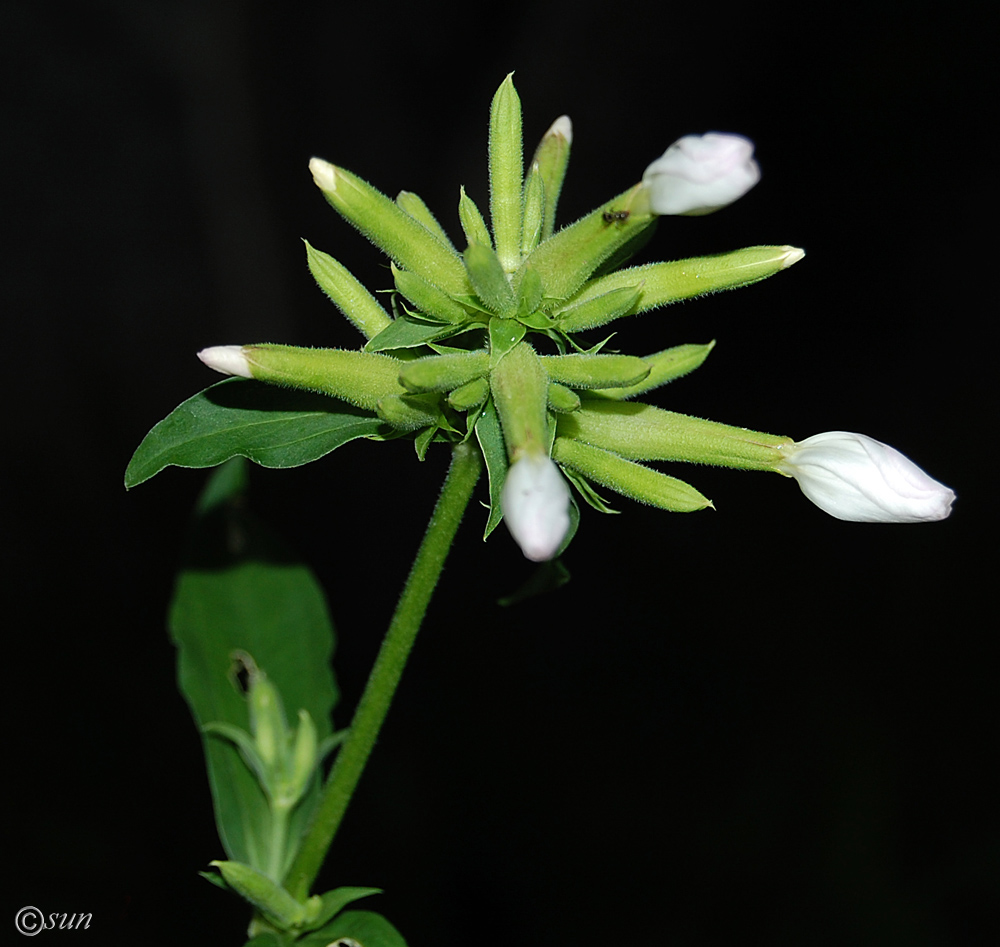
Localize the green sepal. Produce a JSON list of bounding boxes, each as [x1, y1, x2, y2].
[[392, 264, 472, 325], [458, 186, 492, 249], [553, 437, 713, 512], [530, 115, 571, 241], [474, 398, 507, 538], [376, 393, 442, 430], [589, 342, 716, 399], [554, 284, 642, 333], [540, 352, 650, 389], [488, 315, 527, 365], [489, 73, 524, 273], [304, 241, 392, 340], [464, 242, 515, 315], [209, 860, 317, 930], [395, 190, 454, 249], [125, 379, 384, 488], [547, 382, 581, 413], [398, 350, 489, 393], [561, 465, 620, 514], [311, 160, 470, 296], [518, 187, 656, 301], [558, 400, 793, 470], [489, 340, 549, 458], [521, 162, 545, 256], [364, 314, 474, 352], [447, 376, 490, 411], [560, 246, 804, 330]]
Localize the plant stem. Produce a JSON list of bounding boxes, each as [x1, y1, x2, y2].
[[285, 440, 482, 898]]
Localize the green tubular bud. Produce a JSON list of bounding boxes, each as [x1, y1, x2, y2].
[[447, 376, 490, 410], [247, 670, 287, 770], [590, 342, 716, 399], [309, 158, 470, 296], [280, 709, 318, 810], [530, 115, 572, 240], [304, 241, 392, 340], [489, 341, 549, 459], [210, 861, 309, 929], [553, 437, 712, 513], [489, 73, 524, 273], [540, 353, 650, 389], [376, 393, 441, 430], [241, 344, 406, 410], [559, 246, 805, 329], [515, 265, 543, 319], [458, 186, 492, 249], [464, 242, 516, 315], [521, 162, 545, 257], [554, 284, 643, 333], [519, 187, 656, 301], [558, 400, 793, 470], [548, 382, 581, 413], [395, 190, 454, 249], [392, 264, 471, 324], [398, 350, 489, 393]]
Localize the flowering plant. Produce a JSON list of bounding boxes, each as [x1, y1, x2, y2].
[[126, 75, 954, 945]]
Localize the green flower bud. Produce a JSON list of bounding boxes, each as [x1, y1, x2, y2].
[[247, 670, 287, 770], [464, 242, 516, 316], [559, 401, 792, 470], [309, 158, 470, 296], [392, 264, 471, 325], [490, 341, 549, 460], [489, 73, 524, 273], [553, 437, 712, 512], [547, 382, 581, 413], [304, 242, 392, 340], [529, 115, 572, 240], [553, 284, 643, 333], [458, 186, 492, 249], [376, 393, 441, 430], [540, 353, 650, 390], [558, 246, 804, 331], [521, 162, 545, 257], [210, 861, 316, 929], [395, 190, 454, 248], [447, 376, 490, 411], [398, 351, 489, 393], [589, 342, 715, 399]]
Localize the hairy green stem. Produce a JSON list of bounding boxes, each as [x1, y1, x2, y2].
[[285, 440, 482, 898]]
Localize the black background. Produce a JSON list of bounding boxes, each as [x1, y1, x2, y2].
[[6, 1, 995, 944]]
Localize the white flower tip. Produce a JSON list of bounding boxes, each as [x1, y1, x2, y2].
[[780, 431, 955, 524], [642, 132, 760, 216], [198, 345, 252, 379], [500, 453, 572, 562], [309, 156, 337, 193], [780, 246, 806, 268], [547, 115, 573, 145]]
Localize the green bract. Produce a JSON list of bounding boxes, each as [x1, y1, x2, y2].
[[127, 73, 804, 549]]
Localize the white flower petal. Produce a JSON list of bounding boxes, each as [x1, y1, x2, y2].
[[198, 345, 252, 378], [779, 431, 955, 523], [501, 454, 571, 561], [642, 133, 760, 216]]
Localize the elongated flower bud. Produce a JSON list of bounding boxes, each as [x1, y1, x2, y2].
[[500, 453, 571, 561], [640, 133, 760, 216], [778, 431, 955, 523]]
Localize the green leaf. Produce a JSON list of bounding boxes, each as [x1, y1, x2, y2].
[[125, 379, 384, 488], [364, 315, 475, 352], [298, 910, 408, 947], [301, 887, 383, 934], [170, 460, 338, 873], [474, 398, 507, 539]]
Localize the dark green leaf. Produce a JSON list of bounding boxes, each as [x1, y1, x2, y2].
[[301, 887, 383, 933], [170, 460, 338, 873], [364, 314, 472, 352], [125, 379, 384, 488], [298, 910, 408, 947], [474, 398, 507, 539]]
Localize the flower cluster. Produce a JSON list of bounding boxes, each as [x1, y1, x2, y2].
[[193, 75, 953, 560]]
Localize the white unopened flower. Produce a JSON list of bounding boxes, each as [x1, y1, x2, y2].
[[778, 431, 955, 523], [641, 133, 760, 216], [501, 453, 572, 561], [198, 345, 252, 378]]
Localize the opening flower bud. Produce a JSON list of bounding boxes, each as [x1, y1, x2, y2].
[[778, 431, 955, 523], [500, 453, 571, 561], [641, 133, 760, 216]]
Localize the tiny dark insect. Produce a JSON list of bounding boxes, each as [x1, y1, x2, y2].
[[602, 209, 631, 223]]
